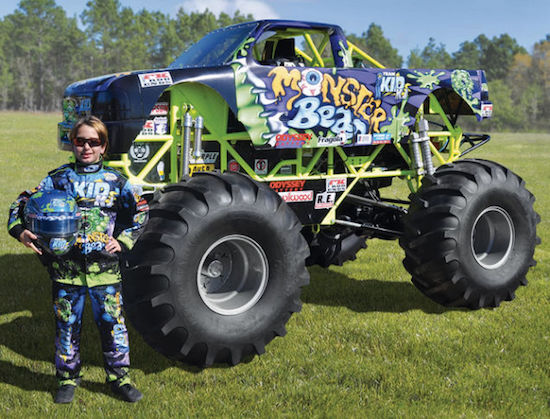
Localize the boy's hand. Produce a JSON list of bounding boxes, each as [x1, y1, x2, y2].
[[106, 237, 122, 254], [19, 229, 42, 255]]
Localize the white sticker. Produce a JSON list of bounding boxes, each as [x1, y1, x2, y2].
[[315, 192, 336, 209], [326, 178, 347, 193], [278, 190, 314, 203], [139, 72, 173, 88]]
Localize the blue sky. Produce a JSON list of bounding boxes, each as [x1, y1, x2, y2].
[[2, 0, 549, 59]]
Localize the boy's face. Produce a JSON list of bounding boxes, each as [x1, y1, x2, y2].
[[72, 125, 106, 164]]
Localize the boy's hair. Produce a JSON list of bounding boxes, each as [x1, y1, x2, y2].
[[70, 116, 109, 152]]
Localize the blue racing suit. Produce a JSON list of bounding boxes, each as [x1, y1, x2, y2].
[[8, 160, 148, 385]]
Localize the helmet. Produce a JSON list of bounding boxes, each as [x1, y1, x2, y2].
[[24, 190, 81, 256]]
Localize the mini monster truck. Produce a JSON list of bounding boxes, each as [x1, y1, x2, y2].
[[58, 20, 539, 367]]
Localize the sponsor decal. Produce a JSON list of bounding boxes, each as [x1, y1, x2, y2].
[[326, 178, 347, 193], [372, 132, 392, 144], [189, 163, 214, 174], [139, 71, 173, 88], [254, 159, 268, 175], [104, 172, 118, 181], [375, 72, 407, 99], [228, 160, 240, 172], [315, 192, 336, 209], [356, 134, 372, 145], [280, 165, 292, 175], [317, 133, 348, 147], [481, 103, 493, 118], [129, 143, 151, 163], [150, 102, 169, 115], [269, 180, 306, 192], [190, 152, 219, 164], [278, 190, 314, 203], [275, 133, 312, 148], [79, 97, 92, 113], [139, 117, 168, 136]]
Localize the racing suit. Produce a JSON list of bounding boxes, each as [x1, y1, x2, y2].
[[7, 160, 148, 385]]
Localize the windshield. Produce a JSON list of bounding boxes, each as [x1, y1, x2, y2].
[[169, 22, 258, 68]]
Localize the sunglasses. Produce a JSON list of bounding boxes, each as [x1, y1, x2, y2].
[[72, 137, 104, 147]]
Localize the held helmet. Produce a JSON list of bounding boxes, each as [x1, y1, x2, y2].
[[24, 190, 81, 256]]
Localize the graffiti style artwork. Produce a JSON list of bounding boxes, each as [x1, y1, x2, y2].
[[233, 44, 487, 149]]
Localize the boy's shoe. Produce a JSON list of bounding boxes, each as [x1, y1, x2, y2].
[[54, 384, 76, 404], [110, 378, 143, 403]]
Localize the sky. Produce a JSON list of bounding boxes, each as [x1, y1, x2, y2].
[[1, 0, 549, 59]]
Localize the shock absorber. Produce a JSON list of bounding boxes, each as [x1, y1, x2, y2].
[[193, 115, 204, 161], [410, 132, 424, 175], [181, 112, 193, 177], [418, 118, 435, 175]]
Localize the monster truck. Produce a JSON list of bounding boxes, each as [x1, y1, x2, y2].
[[58, 20, 539, 367]]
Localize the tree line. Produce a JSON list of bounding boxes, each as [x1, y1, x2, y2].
[[1, 0, 548, 131]]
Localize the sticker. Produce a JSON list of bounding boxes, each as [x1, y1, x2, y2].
[[326, 178, 347, 193], [150, 102, 169, 115], [278, 190, 314, 203], [189, 163, 214, 174], [315, 192, 336, 209], [280, 165, 292, 175], [356, 134, 372, 145], [275, 133, 312, 148], [375, 72, 407, 99], [228, 160, 240, 172], [372, 133, 392, 144], [190, 152, 219, 164], [481, 103, 493, 118], [139, 71, 173, 88], [139, 120, 154, 136], [129, 143, 151, 163], [317, 134, 348, 147], [269, 180, 306, 192], [254, 159, 268, 175], [139, 117, 168, 136]]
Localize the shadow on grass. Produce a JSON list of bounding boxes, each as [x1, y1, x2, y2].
[[303, 266, 457, 314], [0, 254, 191, 395]]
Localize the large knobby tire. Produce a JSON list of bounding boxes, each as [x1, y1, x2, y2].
[[399, 159, 540, 309], [122, 171, 310, 366]]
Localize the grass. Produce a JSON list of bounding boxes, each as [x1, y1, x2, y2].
[[0, 112, 548, 417]]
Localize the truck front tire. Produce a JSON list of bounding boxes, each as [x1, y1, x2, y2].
[[122, 171, 310, 366]]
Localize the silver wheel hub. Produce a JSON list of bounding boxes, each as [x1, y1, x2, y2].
[[471, 206, 515, 270], [197, 234, 269, 315]]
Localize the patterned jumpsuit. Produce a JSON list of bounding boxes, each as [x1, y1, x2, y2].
[[8, 160, 148, 385]]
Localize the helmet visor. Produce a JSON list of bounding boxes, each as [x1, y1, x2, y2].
[[27, 215, 81, 237]]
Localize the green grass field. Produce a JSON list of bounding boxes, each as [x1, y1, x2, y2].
[[0, 112, 548, 417]]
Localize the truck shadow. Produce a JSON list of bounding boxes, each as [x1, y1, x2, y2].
[[303, 266, 456, 314], [0, 254, 454, 391]]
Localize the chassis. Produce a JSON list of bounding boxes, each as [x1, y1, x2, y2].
[[58, 20, 539, 366]]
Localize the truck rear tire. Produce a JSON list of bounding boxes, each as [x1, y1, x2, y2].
[[122, 171, 310, 366], [399, 159, 539, 309]]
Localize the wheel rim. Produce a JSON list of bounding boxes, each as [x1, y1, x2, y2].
[[471, 206, 515, 270], [197, 234, 269, 315]]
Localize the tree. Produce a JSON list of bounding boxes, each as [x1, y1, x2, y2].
[[479, 34, 526, 80], [346, 23, 403, 68], [452, 40, 481, 68], [406, 37, 451, 68]]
